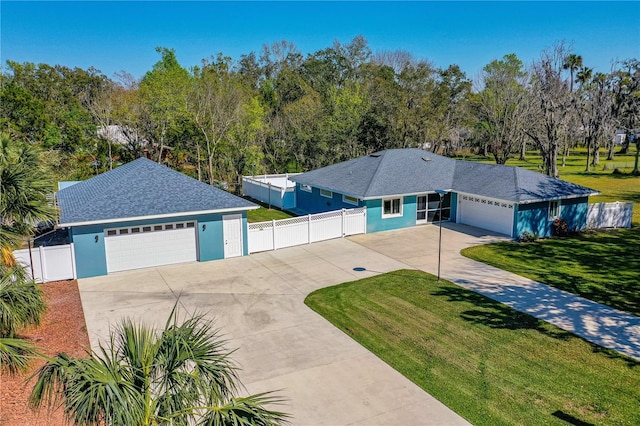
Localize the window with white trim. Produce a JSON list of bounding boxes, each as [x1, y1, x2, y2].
[[320, 189, 333, 198], [549, 200, 560, 219], [382, 197, 402, 218], [343, 195, 358, 205], [300, 184, 312, 192]]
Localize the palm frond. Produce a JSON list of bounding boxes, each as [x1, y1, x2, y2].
[[0, 265, 46, 337], [198, 392, 290, 426], [0, 336, 39, 375], [28, 301, 289, 425]]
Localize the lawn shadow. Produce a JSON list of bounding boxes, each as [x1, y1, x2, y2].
[[590, 344, 640, 368], [575, 171, 640, 180], [431, 285, 573, 341], [435, 282, 640, 368], [551, 410, 594, 426], [618, 190, 640, 203]]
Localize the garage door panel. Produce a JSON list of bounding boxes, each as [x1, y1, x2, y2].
[[458, 196, 514, 236], [105, 225, 197, 273]]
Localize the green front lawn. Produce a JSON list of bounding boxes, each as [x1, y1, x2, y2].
[[305, 270, 640, 426], [247, 206, 293, 223], [462, 227, 640, 316]]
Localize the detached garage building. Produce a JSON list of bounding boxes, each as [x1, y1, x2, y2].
[[287, 149, 598, 238], [56, 158, 257, 278]]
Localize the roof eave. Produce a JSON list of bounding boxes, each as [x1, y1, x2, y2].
[[58, 205, 259, 228], [518, 191, 600, 204], [361, 189, 455, 201]]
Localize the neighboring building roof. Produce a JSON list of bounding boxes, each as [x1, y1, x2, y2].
[[290, 148, 598, 203], [97, 125, 147, 146], [57, 158, 257, 226]]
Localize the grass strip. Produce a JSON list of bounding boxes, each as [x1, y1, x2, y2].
[[305, 270, 640, 426], [461, 228, 640, 316]]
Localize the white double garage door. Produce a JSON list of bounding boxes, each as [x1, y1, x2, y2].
[[104, 215, 243, 273], [457, 194, 515, 237]]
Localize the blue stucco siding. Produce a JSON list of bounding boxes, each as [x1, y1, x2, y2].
[[196, 213, 224, 261], [515, 197, 589, 238], [71, 224, 108, 278], [193, 212, 250, 259], [559, 197, 589, 231], [295, 183, 364, 214], [70, 211, 249, 278], [449, 193, 458, 223], [516, 201, 552, 238], [365, 196, 417, 233], [282, 190, 296, 210]]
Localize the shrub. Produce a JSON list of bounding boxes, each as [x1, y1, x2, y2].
[[552, 218, 569, 237], [518, 231, 538, 242]]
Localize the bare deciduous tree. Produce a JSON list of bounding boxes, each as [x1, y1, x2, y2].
[[523, 44, 573, 177], [575, 72, 613, 171]]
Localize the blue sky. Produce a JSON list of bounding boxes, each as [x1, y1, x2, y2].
[[2, 1, 639, 81]]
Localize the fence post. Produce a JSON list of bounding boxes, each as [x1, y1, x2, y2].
[[308, 214, 312, 244], [27, 239, 35, 280], [70, 243, 78, 279], [363, 208, 367, 234], [272, 219, 277, 250], [38, 245, 46, 283], [341, 209, 346, 237]]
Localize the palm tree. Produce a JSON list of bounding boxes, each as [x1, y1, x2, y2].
[[563, 53, 583, 93], [0, 133, 53, 374], [0, 264, 46, 375], [0, 133, 57, 266], [576, 66, 593, 89], [29, 304, 289, 425]]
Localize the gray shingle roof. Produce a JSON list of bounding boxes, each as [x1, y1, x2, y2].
[[290, 149, 598, 203], [290, 149, 457, 198], [57, 158, 257, 226]]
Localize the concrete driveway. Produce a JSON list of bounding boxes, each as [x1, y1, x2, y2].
[[78, 231, 474, 425], [79, 222, 640, 424]]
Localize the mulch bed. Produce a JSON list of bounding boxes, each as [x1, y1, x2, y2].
[[0, 280, 90, 426]]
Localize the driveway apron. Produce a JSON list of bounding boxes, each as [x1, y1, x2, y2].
[[78, 238, 470, 426]]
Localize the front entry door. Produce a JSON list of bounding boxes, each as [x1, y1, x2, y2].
[[223, 214, 243, 258]]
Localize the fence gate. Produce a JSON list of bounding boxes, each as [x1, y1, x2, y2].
[[248, 207, 367, 253]]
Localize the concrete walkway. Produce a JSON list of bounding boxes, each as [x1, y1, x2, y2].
[[349, 223, 640, 361]]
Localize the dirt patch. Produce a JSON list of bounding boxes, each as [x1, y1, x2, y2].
[[0, 280, 90, 425]]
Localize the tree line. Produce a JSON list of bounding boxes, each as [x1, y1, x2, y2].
[[1, 36, 639, 183]]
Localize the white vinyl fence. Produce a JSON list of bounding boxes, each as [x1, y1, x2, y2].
[[587, 202, 633, 229], [242, 174, 298, 210], [248, 208, 367, 253], [13, 244, 76, 283]]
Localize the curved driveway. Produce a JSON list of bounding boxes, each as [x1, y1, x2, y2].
[[79, 228, 474, 425], [78, 222, 640, 425]]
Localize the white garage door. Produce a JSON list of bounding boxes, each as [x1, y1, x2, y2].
[[105, 221, 197, 273], [458, 195, 514, 236]]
